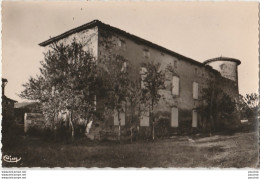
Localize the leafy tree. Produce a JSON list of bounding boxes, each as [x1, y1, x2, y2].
[[238, 93, 259, 121], [126, 78, 147, 142], [101, 55, 129, 141], [20, 39, 101, 141], [141, 61, 165, 140], [200, 81, 236, 133]]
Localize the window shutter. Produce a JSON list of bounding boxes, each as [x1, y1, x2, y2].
[[192, 110, 198, 127], [140, 111, 149, 126], [171, 107, 178, 127], [172, 76, 179, 95], [193, 82, 198, 99], [93, 95, 97, 111], [114, 110, 125, 126], [140, 67, 147, 89], [121, 62, 127, 72]]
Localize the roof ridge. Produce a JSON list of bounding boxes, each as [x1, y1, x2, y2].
[[39, 19, 205, 66]]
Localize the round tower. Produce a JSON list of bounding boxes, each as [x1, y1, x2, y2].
[[203, 57, 241, 82], [204, 57, 242, 129]]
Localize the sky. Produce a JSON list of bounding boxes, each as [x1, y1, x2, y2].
[[2, 2, 258, 102]]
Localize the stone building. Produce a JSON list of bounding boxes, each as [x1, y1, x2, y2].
[[2, 78, 17, 121], [39, 20, 241, 136], [2, 78, 18, 138]]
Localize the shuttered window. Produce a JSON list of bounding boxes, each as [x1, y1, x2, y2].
[[140, 67, 147, 89], [143, 49, 150, 58], [114, 110, 125, 126], [172, 76, 179, 95], [193, 82, 198, 99], [121, 62, 127, 73], [192, 110, 198, 127], [140, 111, 149, 126], [93, 95, 97, 111], [118, 39, 126, 51], [171, 107, 178, 127]]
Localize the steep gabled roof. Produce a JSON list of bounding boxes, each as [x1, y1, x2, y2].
[[39, 20, 206, 67]]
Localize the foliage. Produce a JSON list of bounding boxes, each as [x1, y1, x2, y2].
[[154, 118, 171, 138], [142, 61, 166, 108], [20, 39, 102, 139], [200, 81, 236, 131], [238, 93, 259, 120], [99, 54, 130, 140], [141, 61, 166, 139]]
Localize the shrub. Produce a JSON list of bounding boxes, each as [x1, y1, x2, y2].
[[154, 118, 171, 138]]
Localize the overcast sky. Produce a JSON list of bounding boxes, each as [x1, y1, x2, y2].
[[2, 2, 258, 102]]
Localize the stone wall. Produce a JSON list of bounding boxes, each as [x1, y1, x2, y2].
[[41, 23, 241, 137], [44, 26, 98, 59], [97, 28, 219, 131], [24, 113, 45, 133]]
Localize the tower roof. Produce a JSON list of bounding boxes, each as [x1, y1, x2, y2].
[[203, 57, 241, 65]]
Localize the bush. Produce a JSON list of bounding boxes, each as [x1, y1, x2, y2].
[[2, 121, 24, 150], [155, 118, 171, 138]]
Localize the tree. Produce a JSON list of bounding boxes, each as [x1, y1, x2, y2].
[[238, 93, 259, 121], [141, 61, 165, 140], [200, 81, 237, 133], [126, 78, 146, 142], [20, 39, 101, 141], [101, 55, 129, 141]]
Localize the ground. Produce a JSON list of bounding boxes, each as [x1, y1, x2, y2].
[[2, 130, 258, 168]]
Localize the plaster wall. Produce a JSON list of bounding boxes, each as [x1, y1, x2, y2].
[[44, 27, 99, 59]]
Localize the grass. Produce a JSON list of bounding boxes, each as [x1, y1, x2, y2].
[[2, 131, 258, 168]]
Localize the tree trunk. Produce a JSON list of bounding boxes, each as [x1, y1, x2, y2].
[[209, 84, 215, 136], [130, 102, 133, 143], [69, 110, 74, 141], [151, 100, 154, 141], [130, 127, 133, 143], [118, 110, 121, 142], [152, 116, 154, 141]]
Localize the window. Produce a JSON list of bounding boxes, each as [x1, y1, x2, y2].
[[140, 67, 147, 89], [171, 107, 178, 127], [51, 86, 55, 97], [172, 76, 179, 95], [220, 64, 226, 70], [143, 49, 150, 58], [192, 110, 198, 127], [193, 82, 199, 99], [140, 111, 149, 126], [93, 95, 97, 111], [121, 62, 127, 73], [174, 60, 177, 68], [114, 110, 125, 126], [118, 39, 126, 51], [194, 68, 198, 75]]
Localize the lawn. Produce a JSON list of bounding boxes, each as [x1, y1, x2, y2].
[[2, 131, 258, 168]]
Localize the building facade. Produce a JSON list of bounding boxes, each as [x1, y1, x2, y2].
[[39, 20, 241, 136]]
